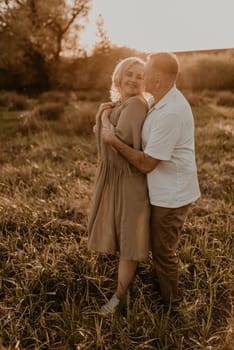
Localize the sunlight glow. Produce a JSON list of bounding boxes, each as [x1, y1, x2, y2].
[[80, 0, 234, 53]]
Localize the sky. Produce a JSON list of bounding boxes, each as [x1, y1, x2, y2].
[[80, 0, 234, 53]]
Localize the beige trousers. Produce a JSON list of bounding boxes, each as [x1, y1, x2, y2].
[[150, 204, 190, 302]]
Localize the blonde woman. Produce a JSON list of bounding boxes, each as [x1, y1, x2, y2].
[[88, 57, 150, 316]]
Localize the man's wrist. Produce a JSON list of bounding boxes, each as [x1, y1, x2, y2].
[[112, 134, 121, 147]]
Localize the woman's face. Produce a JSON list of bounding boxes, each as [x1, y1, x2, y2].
[[119, 63, 145, 100]]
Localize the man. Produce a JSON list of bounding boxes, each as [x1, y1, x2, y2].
[[101, 52, 201, 306]]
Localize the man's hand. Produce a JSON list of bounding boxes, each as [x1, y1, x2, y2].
[[101, 119, 160, 173]]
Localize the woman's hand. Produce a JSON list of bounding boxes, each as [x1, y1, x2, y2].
[[96, 102, 116, 122], [97, 102, 115, 114], [94, 101, 116, 135], [101, 122, 116, 145]]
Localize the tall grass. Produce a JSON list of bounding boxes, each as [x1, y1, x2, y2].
[[0, 92, 233, 349], [48, 48, 234, 94], [216, 91, 234, 107], [0, 92, 29, 110], [178, 51, 234, 91]]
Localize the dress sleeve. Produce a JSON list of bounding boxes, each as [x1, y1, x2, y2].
[[115, 96, 148, 150]]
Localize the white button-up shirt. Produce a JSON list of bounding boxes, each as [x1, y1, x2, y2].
[[142, 86, 201, 208]]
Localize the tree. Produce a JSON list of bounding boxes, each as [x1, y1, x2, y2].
[[93, 14, 112, 55], [0, 0, 91, 89]]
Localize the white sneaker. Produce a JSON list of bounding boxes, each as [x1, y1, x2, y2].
[[100, 294, 120, 316]]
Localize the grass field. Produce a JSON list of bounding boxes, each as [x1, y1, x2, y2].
[[0, 91, 233, 349]]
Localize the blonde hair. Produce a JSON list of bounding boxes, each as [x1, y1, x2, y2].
[[110, 57, 145, 102]]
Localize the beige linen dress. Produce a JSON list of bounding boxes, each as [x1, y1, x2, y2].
[[88, 95, 150, 261]]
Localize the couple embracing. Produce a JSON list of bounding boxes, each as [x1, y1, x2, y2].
[[87, 52, 200, 316]]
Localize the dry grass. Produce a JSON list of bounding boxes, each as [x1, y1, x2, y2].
[[0, 91, 233, 349], [0, 92, 29, 111], [182, 91, 206, 107], [216, 91, 234, 107], [17, 100, 97, 136], [178, 51, 234, 91], [38, 91, 70, 105]]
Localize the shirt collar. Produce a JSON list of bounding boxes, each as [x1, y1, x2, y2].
[[148, 85, 177, 113]]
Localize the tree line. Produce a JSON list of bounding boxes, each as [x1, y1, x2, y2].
[[1, 1, 234, 93]]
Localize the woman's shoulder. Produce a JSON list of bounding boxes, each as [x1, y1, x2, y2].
[[124, 95, 148, 109]]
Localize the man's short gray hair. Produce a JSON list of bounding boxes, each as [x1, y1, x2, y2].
[[148, 52, 179, 78]]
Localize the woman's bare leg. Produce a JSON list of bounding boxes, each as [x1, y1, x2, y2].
[[100, 256, 138, 315], [115, 256, 138, 298]]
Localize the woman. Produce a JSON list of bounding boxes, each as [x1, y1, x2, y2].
[[88, 57, 150, 316]]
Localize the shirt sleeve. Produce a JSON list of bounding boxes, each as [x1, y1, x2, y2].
[[144, 112, 181, 160], [115, 96, 148, 150]]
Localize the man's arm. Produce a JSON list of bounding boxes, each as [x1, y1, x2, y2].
[[101, 127, 160, 174]]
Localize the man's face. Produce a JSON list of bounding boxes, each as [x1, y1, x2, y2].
[[144, 61, 157, 94]]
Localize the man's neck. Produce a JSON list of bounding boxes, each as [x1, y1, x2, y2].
[[152, 83, 175, 106]]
